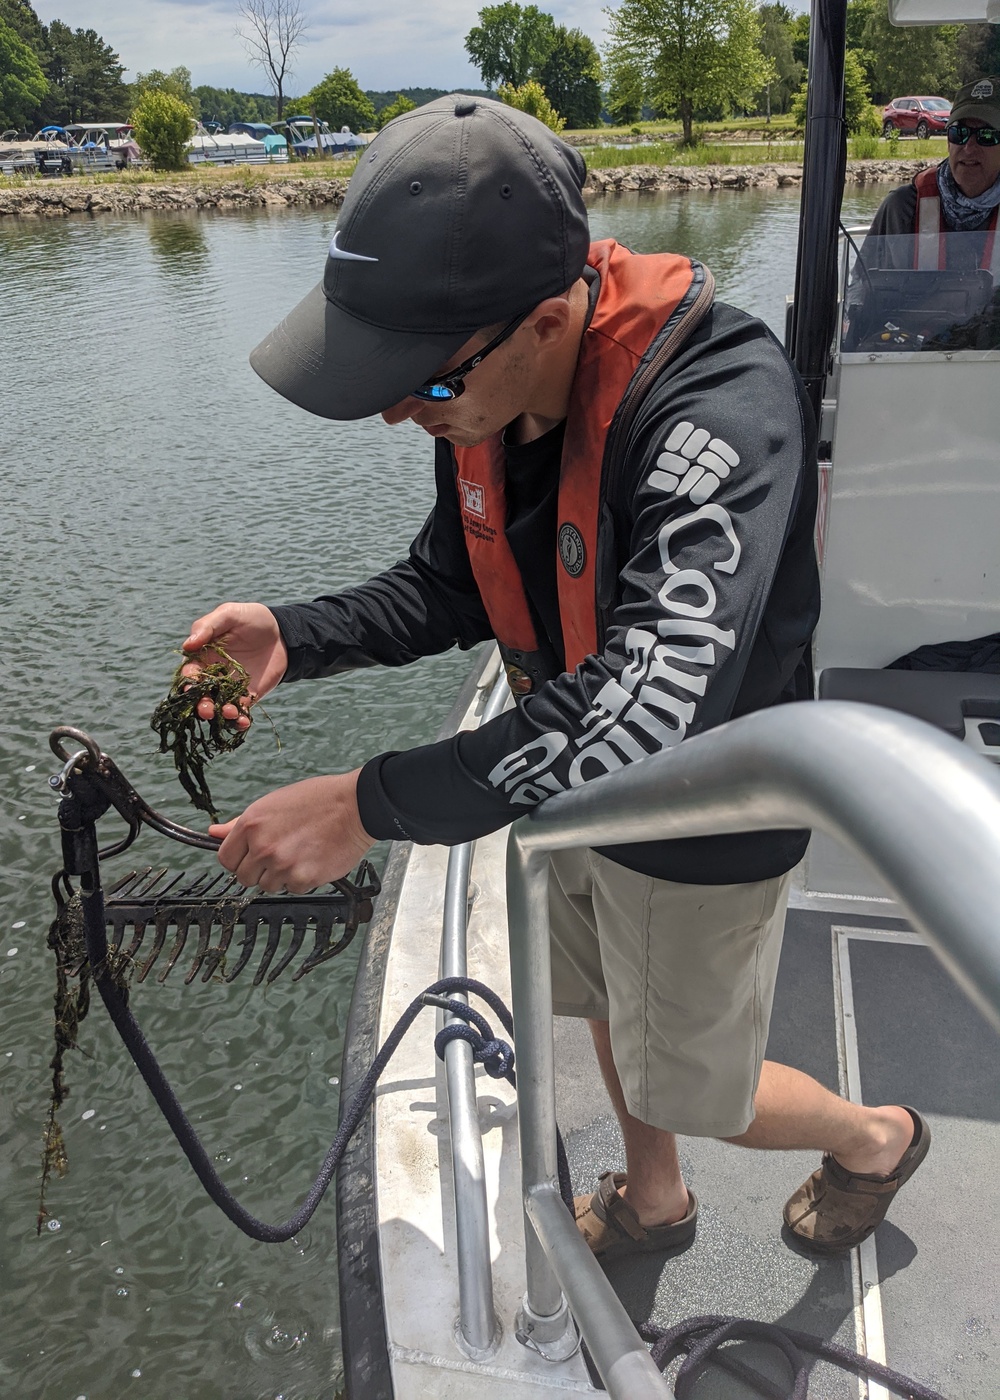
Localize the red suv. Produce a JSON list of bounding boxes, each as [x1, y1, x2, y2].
[[882, 96, 952, 139]]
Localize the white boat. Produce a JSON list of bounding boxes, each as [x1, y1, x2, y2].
[[335, 0, 1000, 1395], [186, 125, 288, 167]]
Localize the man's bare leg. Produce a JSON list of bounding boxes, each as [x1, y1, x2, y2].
[[589, 1021, 915, 1227], [723, 1060, 914, 1177], [588, 1018, 690, 1226]]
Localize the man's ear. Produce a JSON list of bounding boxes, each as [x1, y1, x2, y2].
[[523, 293, 574, 350]]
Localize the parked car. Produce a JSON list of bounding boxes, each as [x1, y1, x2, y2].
[[882, 96, 952, 139]]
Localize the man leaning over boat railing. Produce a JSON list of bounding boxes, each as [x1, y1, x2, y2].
[[176, 95, 930, 1263]]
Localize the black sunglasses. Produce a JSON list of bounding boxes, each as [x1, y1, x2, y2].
[[411, 311, 530, 402], [946, 122, 1000, 148]]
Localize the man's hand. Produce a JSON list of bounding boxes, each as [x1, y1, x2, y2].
[[182, 603, 289, 726], [209, 770, 373, 893]]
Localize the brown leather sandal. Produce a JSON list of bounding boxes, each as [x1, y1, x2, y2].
[[573, 1171, 698, 1261], [783, 1107, 931, 1255]]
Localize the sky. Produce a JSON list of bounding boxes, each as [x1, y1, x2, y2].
[[32, 0, 616, 95]]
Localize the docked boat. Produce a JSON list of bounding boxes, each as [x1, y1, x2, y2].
[[277, 116, 368, 158], [332, 0, 1000, 1396], [226, 121, 289, 161], [0, 123, 138, 176], [186, 123, 288, 167], [64, 123, 141, 170]]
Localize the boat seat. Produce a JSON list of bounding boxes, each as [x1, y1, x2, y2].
[[818, 668, 1000, 760]]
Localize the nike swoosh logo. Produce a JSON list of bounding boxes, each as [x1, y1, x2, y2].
[[328, 230, 379, 263]]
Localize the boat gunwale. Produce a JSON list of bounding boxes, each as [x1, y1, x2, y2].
[[336, 646, 492, 1399]]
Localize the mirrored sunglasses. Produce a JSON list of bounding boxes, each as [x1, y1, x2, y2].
[[411, 311, 531, 402], [946, 122, 1000, 148]]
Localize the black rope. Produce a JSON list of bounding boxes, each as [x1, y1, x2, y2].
[[632, 1314, 949, 1400], [79, 853, 573, 1242]]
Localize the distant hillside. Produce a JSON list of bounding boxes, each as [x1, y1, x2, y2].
[[365, 87, 494, 114]]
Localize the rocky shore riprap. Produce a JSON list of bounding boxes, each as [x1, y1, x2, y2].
[[0, 159, 933, 218]]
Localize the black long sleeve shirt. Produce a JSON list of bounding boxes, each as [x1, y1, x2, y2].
[[270, 301, 821, 885]]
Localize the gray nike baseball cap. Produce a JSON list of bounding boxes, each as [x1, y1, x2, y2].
[[249, 95, 590, 420]]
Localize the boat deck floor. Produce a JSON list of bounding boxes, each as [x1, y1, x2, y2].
[[555, 903, 1000, 1399], [356, 817, 999, 1400]]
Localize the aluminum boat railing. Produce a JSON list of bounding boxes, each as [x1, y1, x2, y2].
[[498, 700, 1000, 1395], [438, 658, 510, 1357]]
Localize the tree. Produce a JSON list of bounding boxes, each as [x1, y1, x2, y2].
[[43, 21, 129, 123], [194, 86, 277, 128], [130, 88, 193, 170], [236, 0, 307, 121], [465, 3, 557, 89], [606, 61, 643, 126], [538, 27, 603, 129], [377, 92, 417, 128], [497, 78, 566, 131], [0, 18, 46, 129], [305, 68, 376, 132], [789, 11, 810, 69], [756, 4, 803, 118], [858, 0, 958, 103], [791, 46, 872, 133], [604, 0, 774, 145], [0, 0, 44, 57], [956, 24, 1000, 89], [133, 67, 199, 117]]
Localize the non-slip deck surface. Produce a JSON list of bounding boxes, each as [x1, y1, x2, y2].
[[555, 909, 999, 1399]]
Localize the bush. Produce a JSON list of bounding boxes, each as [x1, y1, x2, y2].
[[850, 131, 880, 159], [497, 80, 565, 133], [859, 104, 882, 138], [130, 89, 194, 171]]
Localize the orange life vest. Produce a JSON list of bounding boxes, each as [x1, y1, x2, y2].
[[914, 165, 1000, 274], [453, 239, 714, 695]]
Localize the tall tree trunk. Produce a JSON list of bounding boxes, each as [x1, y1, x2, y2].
[[680, 96, 693, 145]]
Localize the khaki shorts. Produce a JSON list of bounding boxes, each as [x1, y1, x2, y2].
[[548, 848, 792, 1138]]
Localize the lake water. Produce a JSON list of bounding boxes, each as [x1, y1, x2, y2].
[[0, 181, 890, 1400]]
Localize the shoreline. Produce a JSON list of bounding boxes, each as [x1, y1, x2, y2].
[[0, 159, 933, 219]]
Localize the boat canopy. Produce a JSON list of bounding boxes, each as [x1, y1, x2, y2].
[[889, 0, 1000, 20]]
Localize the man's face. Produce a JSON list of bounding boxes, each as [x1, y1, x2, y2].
[[948, 119, 1000, 198], [380, 325, 533, 447]]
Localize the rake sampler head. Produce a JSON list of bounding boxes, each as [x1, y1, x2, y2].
[[95, 861, 380, 986]]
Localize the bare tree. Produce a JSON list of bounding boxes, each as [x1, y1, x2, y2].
[[236, 0, 308, 120]]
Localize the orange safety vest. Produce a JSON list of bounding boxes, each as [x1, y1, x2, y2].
[[454, 239, 715, 696], [914, 166, 1000, 274]]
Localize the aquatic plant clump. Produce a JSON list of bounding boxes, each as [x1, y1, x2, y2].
[[38, 890, 131, 1233], [149, 644, 254, 821]]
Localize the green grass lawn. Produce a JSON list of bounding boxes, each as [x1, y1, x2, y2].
[[581, 135, 945, 169], [1, 134, 948, 196]]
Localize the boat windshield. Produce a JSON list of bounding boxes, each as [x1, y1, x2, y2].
[[841, 231, 1000, 353]]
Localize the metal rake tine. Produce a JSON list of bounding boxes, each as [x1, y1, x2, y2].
[[157, 915, 191, 983], [200, 887, 254, 982], [226, 911, 261, 982], [137, 867, 180, 899], [294, 922, 354, 979], [252, 914, 284, 986], [120, 918, 149, 968], [106, 867, 152, 899], [265, 917, 307, 984], [136, 910, 171, 982], [184, 909, 217, 985]]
